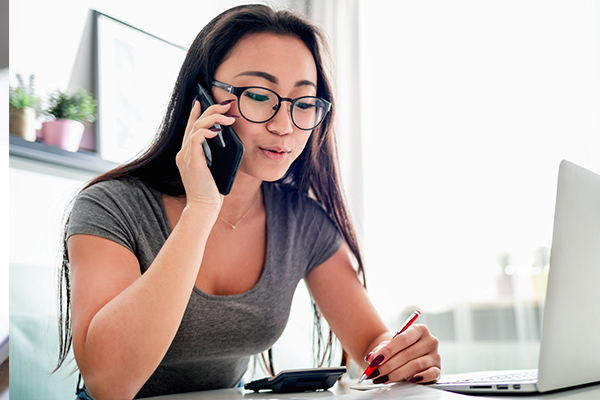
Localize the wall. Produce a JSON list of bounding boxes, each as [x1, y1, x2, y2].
[[9, 0, 305, 94], [1, 0, 9, 348], [1, 68, 8, 363], [0, 0, 7, 68], [1, 0, 9, 392], [9, 157, 99, 399]]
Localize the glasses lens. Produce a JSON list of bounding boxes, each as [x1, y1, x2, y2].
[[239, 87, 279, 123], [292, 97, 328, 130]]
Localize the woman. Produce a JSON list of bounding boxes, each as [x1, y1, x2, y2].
[[57, 4, 441, 399]]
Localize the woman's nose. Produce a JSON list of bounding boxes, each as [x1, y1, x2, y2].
[[266, 103, 294, 135]]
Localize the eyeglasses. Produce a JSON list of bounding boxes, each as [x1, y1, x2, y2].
[[212, 80, 332, 131]]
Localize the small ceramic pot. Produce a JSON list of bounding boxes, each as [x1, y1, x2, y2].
[[41, 119, 85, 152], [9, 107, 38, 142]]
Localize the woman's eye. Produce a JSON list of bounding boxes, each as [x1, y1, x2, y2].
[[244, 91, 270, 102], [295, 101, 315, 110]]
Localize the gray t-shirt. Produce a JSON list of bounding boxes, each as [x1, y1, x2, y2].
[[67, 176, 343, 398]]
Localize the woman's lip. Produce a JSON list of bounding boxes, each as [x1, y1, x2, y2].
[[260, 146, 290, 153], [260, 147, 291, 161]]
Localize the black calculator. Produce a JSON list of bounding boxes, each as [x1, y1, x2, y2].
[[244, 367, 347, 393]]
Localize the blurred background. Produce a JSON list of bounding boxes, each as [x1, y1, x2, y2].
[[7, 0, 600, 398], [1, 0, 9, 396]]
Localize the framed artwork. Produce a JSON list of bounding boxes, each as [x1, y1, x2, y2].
[[94, 11, 187, 164]]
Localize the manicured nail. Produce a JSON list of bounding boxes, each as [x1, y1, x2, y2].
[[224, 114, 239, 119], [367, 368, 380, 380], [220, 99, 235, 105], [364, 351, 373, 362], [369, 354, 384, 368], [190, 96, 198, 109], [209, 127, 222, 132], [409, 376, 424, 383], [372, 375, 389, 384]]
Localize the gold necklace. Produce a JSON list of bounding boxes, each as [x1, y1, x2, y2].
[[218, 193, 260, 230]]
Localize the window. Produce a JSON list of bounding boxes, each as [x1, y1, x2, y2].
[[357, 0, 600, 372]]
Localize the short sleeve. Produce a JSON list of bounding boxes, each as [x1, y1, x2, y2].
[[299, 198, 344, 276], [67, 180, 138, 254], [262, 182, 345, 279]]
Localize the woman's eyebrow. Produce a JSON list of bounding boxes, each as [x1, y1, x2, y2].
[[235, 71, 316, 88], [295, 79, 317, 89], [235, 71, 278, 83]]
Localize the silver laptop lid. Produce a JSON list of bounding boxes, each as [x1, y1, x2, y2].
[[537, 160, 600, 392]]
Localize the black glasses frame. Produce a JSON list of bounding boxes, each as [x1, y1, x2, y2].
[[212, 80, 332, 131]]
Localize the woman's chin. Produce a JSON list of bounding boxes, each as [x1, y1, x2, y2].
[[236, 165, 289, 184], [259, 170, 288, 183]]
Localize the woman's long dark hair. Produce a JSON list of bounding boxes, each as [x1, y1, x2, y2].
[[56, 3, 365, 375]]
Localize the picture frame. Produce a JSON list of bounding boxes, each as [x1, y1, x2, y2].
[[94, 11, 187, 164]]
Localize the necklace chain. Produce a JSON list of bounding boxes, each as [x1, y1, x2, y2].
[[218, 193, 260, 230]]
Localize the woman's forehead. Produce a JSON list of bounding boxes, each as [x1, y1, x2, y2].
[[215, 32, 317, 87]]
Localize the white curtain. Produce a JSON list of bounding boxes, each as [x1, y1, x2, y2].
[[308, 0, 365, 241]]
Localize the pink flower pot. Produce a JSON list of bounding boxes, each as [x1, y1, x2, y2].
[[41, 119, 85, 152]]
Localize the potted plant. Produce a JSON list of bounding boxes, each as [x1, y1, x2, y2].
[[9, 74, 40, 142], [41, 89, 97, 152]]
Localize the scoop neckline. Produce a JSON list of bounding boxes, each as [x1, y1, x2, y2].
[[156, 182, 271, 301]]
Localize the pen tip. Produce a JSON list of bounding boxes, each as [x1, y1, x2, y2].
[[358, 374, 367, 384]]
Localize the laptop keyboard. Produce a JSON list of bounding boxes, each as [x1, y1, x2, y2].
[[452, 370, 538, 384]]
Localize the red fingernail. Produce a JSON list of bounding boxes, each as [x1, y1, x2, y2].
[[224, 114, 239, 118], [209, 127, 223, 132], [220, 99, 235, 105], [409, 376, 424, 383], [364, 351, 373, 362]]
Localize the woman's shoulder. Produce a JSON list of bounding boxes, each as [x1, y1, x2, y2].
[[68, 177, 167, 254], [71, 176, 164, 222], [77, 175, 159, 202]]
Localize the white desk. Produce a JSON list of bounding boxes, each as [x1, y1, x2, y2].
[[143, 379, 600, 400]]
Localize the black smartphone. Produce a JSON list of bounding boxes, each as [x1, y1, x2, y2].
[[195, 82, 244, 195]]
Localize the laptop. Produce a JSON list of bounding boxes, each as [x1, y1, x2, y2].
[[433, 160, 600, 394]]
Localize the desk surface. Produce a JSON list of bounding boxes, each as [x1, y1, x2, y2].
[[144, 379, 600, 400]]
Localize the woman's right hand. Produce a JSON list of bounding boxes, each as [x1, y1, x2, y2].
[[176, 99, 237, 212]]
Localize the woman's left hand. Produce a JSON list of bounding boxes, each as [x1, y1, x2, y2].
[[363, 324, 441, 384]]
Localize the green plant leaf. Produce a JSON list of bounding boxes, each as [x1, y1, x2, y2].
[[45, 89, 97, 123]]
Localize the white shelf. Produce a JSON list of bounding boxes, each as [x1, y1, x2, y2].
[[9, 134, 118, 173]]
